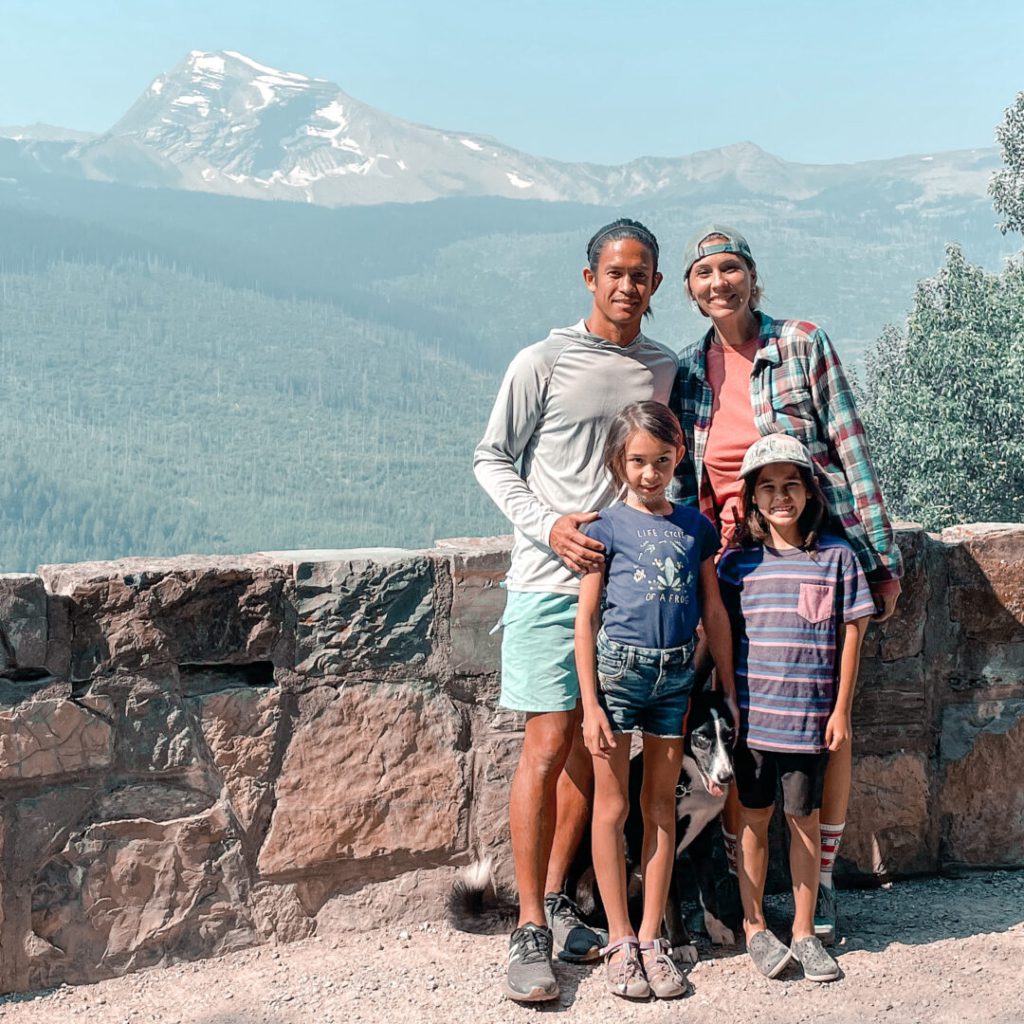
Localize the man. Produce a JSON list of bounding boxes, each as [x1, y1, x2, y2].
[[473, 218, 678, 1001]]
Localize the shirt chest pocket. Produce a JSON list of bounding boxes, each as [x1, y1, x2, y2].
[[797, 583, 834, 624], [769, 384, 817, 439]]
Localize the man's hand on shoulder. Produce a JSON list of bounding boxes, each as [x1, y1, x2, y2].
[[549, 512, 604, 574]]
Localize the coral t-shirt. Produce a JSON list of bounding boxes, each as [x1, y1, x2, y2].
[[704, 338, 761, 547]]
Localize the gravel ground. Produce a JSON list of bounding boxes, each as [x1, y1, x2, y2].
[[2, 870, 1022, 1024]]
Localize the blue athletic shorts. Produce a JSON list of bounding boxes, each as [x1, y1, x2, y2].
[[499, 590, 580, 713]]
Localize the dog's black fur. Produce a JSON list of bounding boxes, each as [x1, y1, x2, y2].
[[447, 684, 737, 959]]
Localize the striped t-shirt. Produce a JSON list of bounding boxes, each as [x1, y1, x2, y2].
[[718, 535, 875, 753]]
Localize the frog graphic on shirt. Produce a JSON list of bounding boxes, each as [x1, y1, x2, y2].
[[632, 529, 695, 604]]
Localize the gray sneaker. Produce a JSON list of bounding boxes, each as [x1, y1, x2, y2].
[[814, 884, 838, 945], [505, 924, 559, 1002], [544, 891, 606, 963], [791, 935, 841, 982]]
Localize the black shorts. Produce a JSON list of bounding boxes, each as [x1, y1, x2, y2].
[[734, 743, 829, 818]]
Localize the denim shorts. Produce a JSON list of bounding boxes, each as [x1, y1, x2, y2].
[[596, 629, 696, 738]]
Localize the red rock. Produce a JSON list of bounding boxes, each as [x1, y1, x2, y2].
[[287, 552, 435, 679], [438, 538, 509, 678], [28, 802, 255, 989], [939, 700, 1024, 867], [258, 684, 467, 875], [0, 698, 113, 781], [845, 752, 935, 878], [0, 575, 49, 672], [37, 555, 290, 679], [190, 686, 284, 834], [861, 527, 930, 662], [943, 524, 1024, 643]]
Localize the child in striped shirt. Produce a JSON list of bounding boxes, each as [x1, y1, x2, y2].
[[717, 434, 874, 983]]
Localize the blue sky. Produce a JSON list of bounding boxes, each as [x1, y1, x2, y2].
[[1, 0, 1021, 166]]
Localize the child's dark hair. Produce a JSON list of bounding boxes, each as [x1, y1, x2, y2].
[[734, 462, 828, 550], [603, 401, 684, 488]]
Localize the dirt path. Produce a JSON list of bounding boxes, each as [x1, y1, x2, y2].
[[2, 870, 1022, 1024]]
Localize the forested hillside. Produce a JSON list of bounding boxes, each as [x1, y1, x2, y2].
[[0, 150, 1014, 570], [0, 257, 505, 570]]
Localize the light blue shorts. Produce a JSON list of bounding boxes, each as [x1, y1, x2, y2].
[[499, 590, 580, 713]]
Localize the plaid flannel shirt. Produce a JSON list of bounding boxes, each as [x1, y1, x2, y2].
[[672, 311, 902, 583]]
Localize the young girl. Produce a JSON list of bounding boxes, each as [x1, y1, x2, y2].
[[575, 401, 736, 1000], [717, 433, 874, 983]]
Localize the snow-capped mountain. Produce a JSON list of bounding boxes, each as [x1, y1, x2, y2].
[[4, 50, 1001, 208], [61, 49, 602, 205]]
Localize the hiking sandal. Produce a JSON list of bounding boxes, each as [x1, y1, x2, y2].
[[601, 936, 650, 999], [639, 938, 690, 999]]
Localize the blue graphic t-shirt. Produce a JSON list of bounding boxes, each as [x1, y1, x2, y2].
[[585, 502, 719, 649]]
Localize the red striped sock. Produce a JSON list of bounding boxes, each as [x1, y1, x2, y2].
[[820, 821, 845, 888], [722, 825, 738, 876]]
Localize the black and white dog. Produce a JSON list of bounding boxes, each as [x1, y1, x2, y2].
[[447, 684, 737, 959], [660, 685, 737, 958]]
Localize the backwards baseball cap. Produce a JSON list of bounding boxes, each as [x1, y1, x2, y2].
[[683, 224, 755, 279], [739, 433, 814, 480]]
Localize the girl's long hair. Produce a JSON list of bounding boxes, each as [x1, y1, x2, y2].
[[733, 462, 828, 550], [603, 401, 684, 488]]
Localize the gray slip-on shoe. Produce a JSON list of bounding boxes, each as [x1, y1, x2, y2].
[[791, 935, 841, 982], [504, 923, 559, 1002], [746, 929, 793, 979]]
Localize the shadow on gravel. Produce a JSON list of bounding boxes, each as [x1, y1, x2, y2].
[[839, 872, 1024, 953], [661, 869, 1024, 970]]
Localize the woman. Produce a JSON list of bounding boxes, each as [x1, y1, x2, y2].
[[673, 224, 902, 946]]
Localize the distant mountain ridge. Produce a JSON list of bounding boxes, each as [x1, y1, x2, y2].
[[2, 49, 1001, 207]]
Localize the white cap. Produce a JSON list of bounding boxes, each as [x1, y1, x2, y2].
[[739, 433, 814, 479]]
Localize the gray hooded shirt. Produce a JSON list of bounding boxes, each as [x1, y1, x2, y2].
[[473, 320, 678, 594]]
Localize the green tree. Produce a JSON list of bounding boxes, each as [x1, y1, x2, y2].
[[861, 246, 1024, 529], [990, 91, 1024, 236]]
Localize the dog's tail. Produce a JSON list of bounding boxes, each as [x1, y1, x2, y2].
[[446, 858, 518, 934]]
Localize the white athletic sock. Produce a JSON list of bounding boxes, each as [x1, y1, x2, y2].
[[820, 821, 846, 889]]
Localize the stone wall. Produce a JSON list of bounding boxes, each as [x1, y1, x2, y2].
[[1, 525, 1022, 993]]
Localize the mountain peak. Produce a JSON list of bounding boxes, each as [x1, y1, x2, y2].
[[42, 50, 999, 209]]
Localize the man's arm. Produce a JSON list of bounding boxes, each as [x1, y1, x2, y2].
[[473, 348, 603, 573]]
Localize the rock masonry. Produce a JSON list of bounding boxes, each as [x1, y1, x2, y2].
[[0, 526, 1022, 992]]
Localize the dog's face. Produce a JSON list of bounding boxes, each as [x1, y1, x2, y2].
[[684, 689, 735, 799]]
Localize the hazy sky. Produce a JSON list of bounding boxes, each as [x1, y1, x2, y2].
[[2, 0, 1021, 166]]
